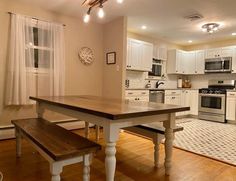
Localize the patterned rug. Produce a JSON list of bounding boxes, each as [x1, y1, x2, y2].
[[174, 118, 236, 166]]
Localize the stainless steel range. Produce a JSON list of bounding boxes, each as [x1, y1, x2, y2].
[[199, 80, 236, 123]]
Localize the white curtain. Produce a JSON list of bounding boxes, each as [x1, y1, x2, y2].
[[5, 14, 65, 105]]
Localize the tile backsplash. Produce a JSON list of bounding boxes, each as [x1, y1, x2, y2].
[[126, 71, 178, 89]]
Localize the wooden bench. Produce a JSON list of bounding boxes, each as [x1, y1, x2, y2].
[[11, 118, 101, 181], [123, 123, 183, 167]]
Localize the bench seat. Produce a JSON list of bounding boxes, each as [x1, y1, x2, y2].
[[12, 118, 101, 181]]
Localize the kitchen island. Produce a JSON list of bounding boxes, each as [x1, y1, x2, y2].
[[30, 95, 189, 181]]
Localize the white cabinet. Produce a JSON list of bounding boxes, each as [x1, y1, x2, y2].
[[232, 47, 236, 73], [142, 43, 153, 71], [205, 47, 233, 59], [205, 48, 221, 59], [167, 49, 184, 74], [190, 90, 199, 115], [164, 89, 199, 116], [183, 51, 196, 74], [164, 90, 181, 105], [153, 45, 167, 60], [195, 50, 205, 74], [221, 47, 234, 57], [226, 92, 236, 123], [126, 38, 153, 72], [125, 90, 149, 102], [167, 49, 205, 75]]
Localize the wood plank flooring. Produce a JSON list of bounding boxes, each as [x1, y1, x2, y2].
[[0, 128, 236, 181]]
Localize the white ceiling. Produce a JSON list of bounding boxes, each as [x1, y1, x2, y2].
[[17, 0, 236, 45]]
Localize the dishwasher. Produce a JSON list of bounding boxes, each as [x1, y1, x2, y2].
[[149, 90, 164, 103]]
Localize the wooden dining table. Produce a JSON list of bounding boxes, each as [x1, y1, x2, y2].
[[30, 95, 189, 181]]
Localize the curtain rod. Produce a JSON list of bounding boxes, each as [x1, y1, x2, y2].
[[7, 12, 66, 27]]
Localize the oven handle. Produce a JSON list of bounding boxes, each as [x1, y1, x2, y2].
[[199, 94, 225, 98]]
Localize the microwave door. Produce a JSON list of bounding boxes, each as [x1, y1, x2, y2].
[[205, 59, 223, 72]]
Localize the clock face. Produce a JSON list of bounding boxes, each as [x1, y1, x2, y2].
[[78, 47, 94, 65]]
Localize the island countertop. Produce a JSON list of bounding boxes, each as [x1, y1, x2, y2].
[[30, 95, 190, 120]]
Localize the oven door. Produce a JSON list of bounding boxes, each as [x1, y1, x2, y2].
[[199, 94, 225, 114], [205, 58, 223, 73]]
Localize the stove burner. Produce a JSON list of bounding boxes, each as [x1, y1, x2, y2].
[[199, 88, 226, 94]]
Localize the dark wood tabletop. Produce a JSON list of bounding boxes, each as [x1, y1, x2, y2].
[[30, 95, 190, 120]]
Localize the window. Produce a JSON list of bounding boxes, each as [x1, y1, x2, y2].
[[25, 25, 53, 72]]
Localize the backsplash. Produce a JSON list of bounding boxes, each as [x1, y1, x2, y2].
[[126, 71, 178, 89]]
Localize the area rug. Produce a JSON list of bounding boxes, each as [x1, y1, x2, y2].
[[174, 118, 236, 166]]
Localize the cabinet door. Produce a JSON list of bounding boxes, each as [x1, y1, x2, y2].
[[195, 50, 205, 74], [226, 97, 236, 121], [183, 52, 196, 74], [142, 43, 153, 71], [232, 47, 236, 73], [221, 47, 233, 57], [190, 90, 199, 115], [159, 47, 167, 60], [205, 48, 221, 58], [126, 39, 132, 69], [130, 40, 142, 70], [176, 50, 183, 74]]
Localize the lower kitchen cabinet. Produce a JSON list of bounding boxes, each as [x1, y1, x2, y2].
[[226, 92, 236, 123], [125, 90, 149, 102], [164, 89, 198, 116]]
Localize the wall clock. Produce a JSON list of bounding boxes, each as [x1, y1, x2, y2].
[[78, 47, 94, 65]]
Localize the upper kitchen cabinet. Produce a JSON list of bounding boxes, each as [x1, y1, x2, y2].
[[167, 49, 205, 75], [153, 45, 167, 60], [167, 49, 184, 74], [231, 47, 236, 73], [195, 50, 205, 74], [205, 47, 234, 59], [183, 51, 196, 74], [126, 38, 153, 72]]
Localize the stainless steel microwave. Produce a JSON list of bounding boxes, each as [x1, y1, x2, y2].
[[204, 57, 232, 73], [148, 59, 163, 77]]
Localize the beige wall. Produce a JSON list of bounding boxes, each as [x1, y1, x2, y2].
[[0, 0, 104, 126], [183, 38, 236, 51], [102, 17, 127, 99]]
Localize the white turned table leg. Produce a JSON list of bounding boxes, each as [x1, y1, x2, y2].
[[163, 113, 175, 176], [96, 125, 100, 142], [36, 102, 45, 118], [85, 122, 89, 138], [83, 154, 91, 181], [15, 128, 22, 158], [104, 125, 119, 181], [153, 134, 163, 168], [105, 142, 116, 181], [50, 162, 62, 181]]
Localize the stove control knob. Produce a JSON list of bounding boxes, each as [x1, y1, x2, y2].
[[209, 90, 213, 94]]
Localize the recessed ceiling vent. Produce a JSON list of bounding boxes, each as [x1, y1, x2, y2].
[[184, 14, 203, 21]]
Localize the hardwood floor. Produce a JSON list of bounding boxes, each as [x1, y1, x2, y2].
[[0, 128, 236, 181]]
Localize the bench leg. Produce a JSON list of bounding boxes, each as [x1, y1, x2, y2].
[[95, 126, 100, 142], [83, 154, 91, 181], [85, 122, 89, 138], [50, 162, 63, 181], [153, 134, 164, 168], [15, 128, 22, 158]]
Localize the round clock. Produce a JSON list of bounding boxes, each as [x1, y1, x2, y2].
[[78, 47, 94, 65]]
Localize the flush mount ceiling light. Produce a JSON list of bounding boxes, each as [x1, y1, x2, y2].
[[141, 25, 147, 30], [82, 0, 124, 23], [188, 40, 193, 43], [201, 23, 220, 34], [232, 32, 236, 36]]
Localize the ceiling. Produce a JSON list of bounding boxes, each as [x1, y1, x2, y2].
[[17, 0, 236, 45]]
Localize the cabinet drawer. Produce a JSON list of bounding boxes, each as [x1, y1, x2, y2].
[[227, 92, 236, 97], [125, 90, 149, 97], [165, 90, 181, 96]]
